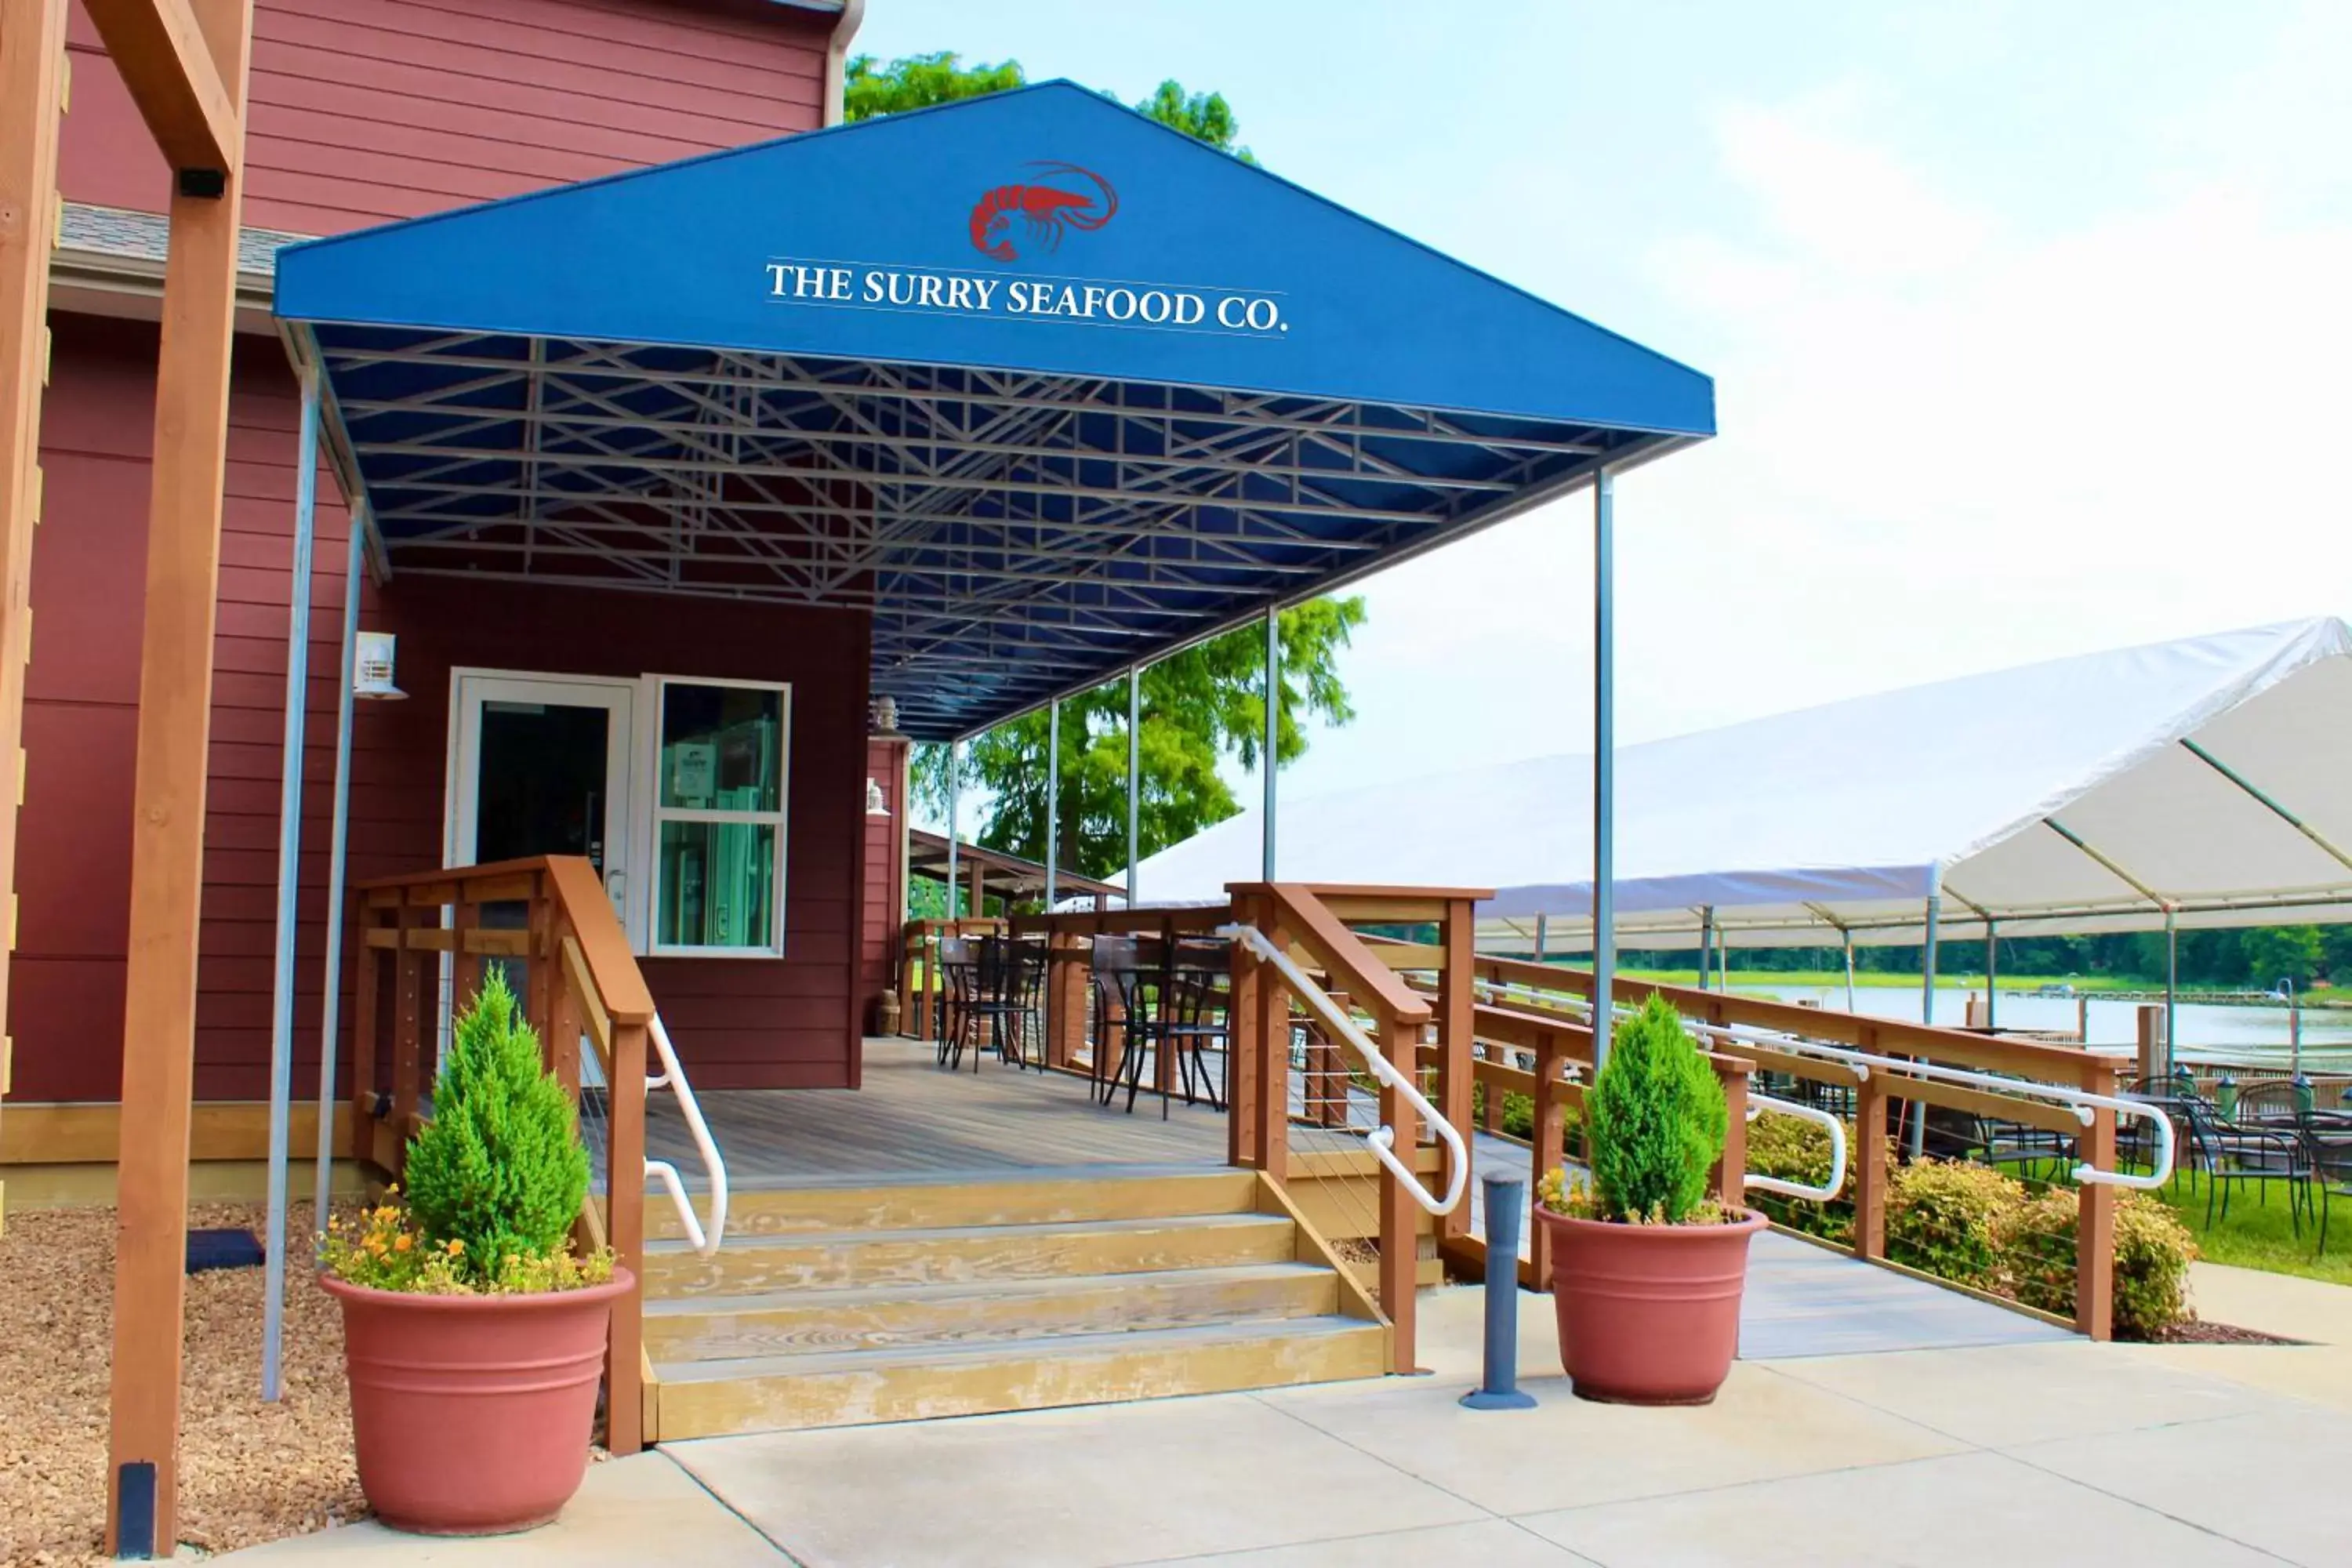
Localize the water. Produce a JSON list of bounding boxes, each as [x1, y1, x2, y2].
[[1736, 982, 2352, 1073]]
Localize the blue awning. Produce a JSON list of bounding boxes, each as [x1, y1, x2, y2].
[[275, 82, 1712, 741]]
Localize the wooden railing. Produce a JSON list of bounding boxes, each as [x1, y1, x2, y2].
[[349, 855, 656, 1450], [1461, 955, 2130, 1339], [1012, 885, 1486, 1375]]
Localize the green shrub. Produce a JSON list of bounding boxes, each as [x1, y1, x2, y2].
[[1748, 1112, 1855, 1244], [1581, 996, 1727, 1225], [2002, 1187, 2198, 1338], [1885, 1158, 2018, 1290], [401, 969, 592, 1288]]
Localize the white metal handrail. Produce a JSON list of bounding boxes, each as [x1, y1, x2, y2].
[[1744, 1094, 1849, 1202], [1218, 923, 1469, 1216], [643, 1014, 728, 1257], [1473, 976, 2173, 1192]]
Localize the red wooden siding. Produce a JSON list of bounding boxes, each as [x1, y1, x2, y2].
[[58, 0, 832, 234], [19, 316, 869, 1102], [858, 736, 909, 1032]]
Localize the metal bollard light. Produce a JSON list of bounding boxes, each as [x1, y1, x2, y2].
[[1461, 1172, 1537, 1410]]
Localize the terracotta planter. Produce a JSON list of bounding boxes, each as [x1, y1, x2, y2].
[[321, 1268, 633, 1535], [1534, 1206, 1763, 1405]]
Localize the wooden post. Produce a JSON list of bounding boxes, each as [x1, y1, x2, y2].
[[1378, 1014, 1419, 1373], [451, 891, 482, 1025], [390, 902, 423, 1138], [1850, 1028, 1889, 1261], [2075, 1060, 2118, 1341], [1226, 897, 1261, 1168], [350, 898, 381, 1149], [1051, 931, 1090, 1070], [1711, 1056, 1751, 1207], [105, 0, 254, 1549], [1529, 1029, 1567, 1283], [1432, 898, 1475, 1247], [1253, 917, 1290, 1179], [605, 1015, 648, 1454], [549, 913, 582, 1102], [0, 0, 72, 1230], [2135, 1005, 2162, 1085]]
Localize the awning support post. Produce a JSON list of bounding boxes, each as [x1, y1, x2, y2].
[[312, 505, 365, 1240], [1125, 667, 1141, 906], [2165, 906, 2179, 1080], [1262, 606, 1279, 880], [1534, 913, 1548, 962], [1698, 906, 1715, 993], [945, 741, 960, 918], [1984, 920, 1998, 1032], [1592, 469, 1616, 1067], [1044, 698, 1060, 908], [1844, 929, 1858, 1011], [1912, 876, 1941, 1159], [263, 373, 322, 1403]]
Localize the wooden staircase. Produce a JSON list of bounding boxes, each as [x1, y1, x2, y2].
[[640, 1167, 1388, 1439]]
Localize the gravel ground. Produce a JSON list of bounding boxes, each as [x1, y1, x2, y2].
[[2146, 1316, 2304, 1345], [0, 1202, 365, 1565]]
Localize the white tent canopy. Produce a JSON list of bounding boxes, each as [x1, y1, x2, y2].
[[1133, 617, 2352, 949]]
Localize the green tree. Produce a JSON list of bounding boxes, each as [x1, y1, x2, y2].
[[844, 50, 1254, 165], [2325, 925, 2352, 985], [2242, 925, 2324, 991], [913, 597, 1367, 883]]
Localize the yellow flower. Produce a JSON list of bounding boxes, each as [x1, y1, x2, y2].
[[445, 1239, 464, 1256], [394, 1234, 413, 1253]]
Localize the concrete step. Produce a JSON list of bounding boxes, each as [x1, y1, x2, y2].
[[642, 1261, 1341, 1362], [652, 1316, 1388, 1437], [641, 1212, 1299, 1297], [646, 1167, 1258, 1243]]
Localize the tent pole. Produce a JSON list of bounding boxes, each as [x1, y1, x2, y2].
[[1984, 920, 1998, 1032], [1262, 607, 1279, 880], [1699, 906, 1715, 993], [263, 373, 322, 1403], [1592, 468, 1616, 1067], [311, 506, 365, 1240], [2164, 907, 2178, 1079], [1044, 698, 1060, 907], [945, 741, 960, 918], [1912, 876, 1941, 1160], [1534, 913, 1548, 962], [1844, 929, 1857, 1011], [1125, 667, 1141, 907]]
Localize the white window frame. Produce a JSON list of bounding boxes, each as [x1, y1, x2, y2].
[[637, 674, 791, 960]]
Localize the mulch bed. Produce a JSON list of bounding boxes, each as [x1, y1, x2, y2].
[[0, 1202, 366, 1565], [2139, 1317, 2304, 1346]]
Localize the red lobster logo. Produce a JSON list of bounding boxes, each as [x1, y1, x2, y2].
[[968, 162, 1119, 262]]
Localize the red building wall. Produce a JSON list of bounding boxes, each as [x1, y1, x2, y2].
[[60, 0, 833, 235], [20, 2, 854, 1103]]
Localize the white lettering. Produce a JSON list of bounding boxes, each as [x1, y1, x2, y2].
[[946, 277, 976, 310], [917, 274, 948, 308], [1244, 297, 1280, 331], [1080, 285, 1108, 318], [863, 270, 887, 303], [887, 272, 917, 305], [1174, 292, 1206, 325], [971, 278, 1000, 312], [765, 263, 790, 297], [1004, 281, 1033, 312], [1216, 296, 1247, 328], [1048, 285, 1081, 316], [1103, 287, 1137, 321], [792, 264, 828, 297], [1137, 289, 1172, 324]]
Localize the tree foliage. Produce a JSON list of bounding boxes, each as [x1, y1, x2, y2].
[[844, 50, 1255, 164], [913, 597, 1367, 883]]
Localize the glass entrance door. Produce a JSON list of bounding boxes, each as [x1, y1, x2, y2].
[[450, 673, 636, 930]]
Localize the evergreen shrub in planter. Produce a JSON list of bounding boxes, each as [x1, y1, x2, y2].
[[320, 971, 626, 1535], [1534, 996, 1762, 1404]]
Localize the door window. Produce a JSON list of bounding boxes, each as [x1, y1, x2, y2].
[[652, 680, 788, 954]]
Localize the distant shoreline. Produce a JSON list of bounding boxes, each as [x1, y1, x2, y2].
[[1611, 968, 2351, 1009]]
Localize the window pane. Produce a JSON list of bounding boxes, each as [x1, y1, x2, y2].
[[661, 684, 782, 811], [657, 820, 778, 949]]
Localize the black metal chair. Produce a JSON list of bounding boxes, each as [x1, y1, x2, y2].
[[1089, 935, 1157, 1109], [944, 935, 1047, 1073], [1159, 937, 1232, 1111]]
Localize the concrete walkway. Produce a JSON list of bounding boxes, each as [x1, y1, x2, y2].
[[230, 1279, 2352, 1567]]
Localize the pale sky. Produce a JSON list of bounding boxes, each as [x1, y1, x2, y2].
[[858, 0, 2352, 809]]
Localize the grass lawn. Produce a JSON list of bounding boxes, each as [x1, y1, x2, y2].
[[2152, 1167, 2352, 1287]]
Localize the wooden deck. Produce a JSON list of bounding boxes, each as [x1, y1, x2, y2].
[[647, 1037, 1234, 1185]]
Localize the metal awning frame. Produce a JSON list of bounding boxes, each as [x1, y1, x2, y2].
[[291, 321, 1686, 740]]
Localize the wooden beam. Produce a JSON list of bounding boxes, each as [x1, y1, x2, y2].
[[0, 0, 71, 1235], [106, 0, 251, 1552], [79, 0, 239, 176], [0, 1100, 353, 1164]]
